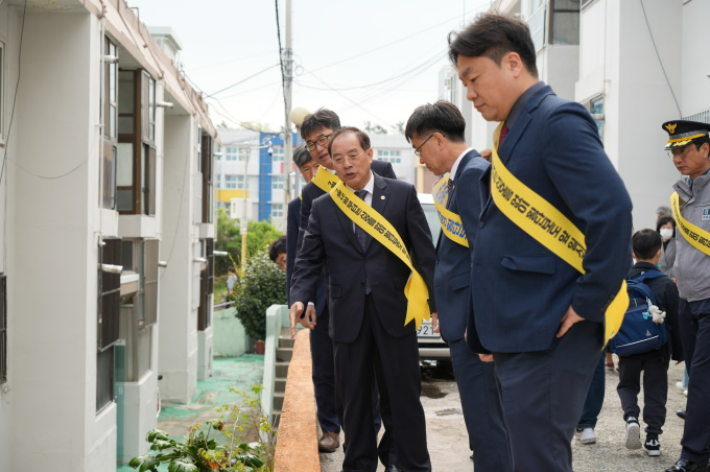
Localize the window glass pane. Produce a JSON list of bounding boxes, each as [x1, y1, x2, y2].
[[102, 143, 117, 209], [118, 71, 134, 135], [117, 190, 133, 212], [552, 11, 580, 45], [121, 240, 134, 271], [149, 78, 156, 142], [0, 45, 3, 137], [117, 143, 133, 186], [96, 347, 114, 412], [141, 145, 147, 213]]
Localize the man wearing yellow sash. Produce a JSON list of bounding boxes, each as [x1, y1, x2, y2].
[[295, 109, 397, 461], [449, 13, 633, 472], [290, 127, 437, 472], [662, 119, 710, 472], [405, 101, 512, 471]]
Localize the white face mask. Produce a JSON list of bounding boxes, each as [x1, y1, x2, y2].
[[660, 228, 674, 239]]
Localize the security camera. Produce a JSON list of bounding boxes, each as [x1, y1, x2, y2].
[[268, 147, 274, 157]]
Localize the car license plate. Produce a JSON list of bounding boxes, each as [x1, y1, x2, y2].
[[417, 322, 438, 337]]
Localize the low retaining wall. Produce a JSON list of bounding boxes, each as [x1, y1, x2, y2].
[[273, 329, 320, 472]]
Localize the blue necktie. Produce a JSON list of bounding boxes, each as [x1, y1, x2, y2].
[[354, 190, 371, 294]]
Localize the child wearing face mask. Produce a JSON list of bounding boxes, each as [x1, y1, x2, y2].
[[657, 216, 677, 280]]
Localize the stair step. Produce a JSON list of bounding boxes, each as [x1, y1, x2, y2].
[[276, 362, 290, 378], [276, 347, 293, 362], [273, 392, 285, 411], [278, 336, 295, 348], [275, 378, 287, 393], [272, 412, 281, 429]]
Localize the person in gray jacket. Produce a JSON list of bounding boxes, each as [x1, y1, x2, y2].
[[656, 215, 677, 279], [661, 119, 710, 472]]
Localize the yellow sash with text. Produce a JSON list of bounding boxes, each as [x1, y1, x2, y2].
[[432, 174, 469, 247], [330, 181, 431, 329], [671, 191, 710, 257], [490, 123, 628, 344], [312, 166, 340, 193]]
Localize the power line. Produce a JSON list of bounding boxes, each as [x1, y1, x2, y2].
[[639, 0, 681, 117], [0, 0, 28, 187], [206, 63, 280, 97], [274, 0, 288, 117]]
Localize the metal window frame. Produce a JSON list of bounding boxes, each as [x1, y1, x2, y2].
[[0, 275, 7, 384]]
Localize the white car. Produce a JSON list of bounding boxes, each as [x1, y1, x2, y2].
[[416, 193, 450, 360]]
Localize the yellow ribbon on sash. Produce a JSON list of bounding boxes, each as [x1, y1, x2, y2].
[[671, 191, 710, 257], [329, 181, 431, 329], [432, 174, 469, 247], [490, 122, 628, 344], [311, 166, 340, 193]]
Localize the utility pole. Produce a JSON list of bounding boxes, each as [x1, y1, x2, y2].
[[283, 0, 293, 217], [240, 145, 249, 270]]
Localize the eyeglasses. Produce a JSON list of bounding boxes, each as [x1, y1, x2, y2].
[[332, 151, 366, 166], [414, 135, 434, 157], [668, 143, 700, 160], [305, 133, 333, 151]]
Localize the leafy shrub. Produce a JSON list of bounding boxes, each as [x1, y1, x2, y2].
[[231, 250, 286, 340]]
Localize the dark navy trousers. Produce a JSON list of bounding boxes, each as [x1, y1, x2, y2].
[[448, 338, 512, 470], [494, 320, 603, 472], [310, 302, 340, 433], [677, 299, 710, 464]]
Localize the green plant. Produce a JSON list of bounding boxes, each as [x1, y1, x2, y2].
[[230, 250, 286, 341], [215, 209, 282, 275], [129, 386, 275, 472]]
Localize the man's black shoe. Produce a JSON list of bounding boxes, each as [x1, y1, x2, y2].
[[676, 410, 686, 420], [664, 458, 704, 472], [384, 466, 402, 472]]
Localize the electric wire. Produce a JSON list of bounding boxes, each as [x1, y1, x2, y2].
[[639, 0, 682, 117], [206, 63, 280, 97]]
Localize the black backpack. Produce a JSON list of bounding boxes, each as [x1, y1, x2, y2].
[[609, 270, 669, 357]]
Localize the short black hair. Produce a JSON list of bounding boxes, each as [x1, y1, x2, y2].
[[656, 215, 676, 234], [328, 127, 371, 156], [268, 235, 287, 262], [301, 108, 341, 140], [632, 229, 662, 261], [448, 13, 538, 77], [293, 143, 312, 167], [405, 101, 467, 143]]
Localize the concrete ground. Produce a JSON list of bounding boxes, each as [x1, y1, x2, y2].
[[321, 357, 690, 472], [117, 355, 264, 472]]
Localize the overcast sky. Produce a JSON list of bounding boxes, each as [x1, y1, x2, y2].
[[134, 0, 492, 133]]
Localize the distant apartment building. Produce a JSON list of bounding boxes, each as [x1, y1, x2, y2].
[[0, 1, 216, 471]]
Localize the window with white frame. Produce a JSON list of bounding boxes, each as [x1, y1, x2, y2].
[[272, 175, 284, 190], [225, 147, 240, 161], [100, 37, 118, 210], [376, 149, 402, 164], [216, 174, 222, 189], [272, 146, 285, 162], [215, 146, 222, 161], [224, 175, 245, 189], [590, 96, 604, 141], [272, 203, 284, 218]]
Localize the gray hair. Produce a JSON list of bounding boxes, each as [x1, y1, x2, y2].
[[293, 143, 312, 167]]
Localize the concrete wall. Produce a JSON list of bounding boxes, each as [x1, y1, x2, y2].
[[213, 306, 248, 357], [7, 9, 115, 472], [577, 0, 683, 231], [159, 113, 198, 403]]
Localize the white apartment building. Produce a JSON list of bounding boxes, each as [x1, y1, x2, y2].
[[0, 1, 217, 471], [370, 133, 416, 186], [214, 128, 261, 221], [475, 0, 710, 230]]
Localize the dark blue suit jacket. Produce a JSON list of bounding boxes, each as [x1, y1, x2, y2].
[[297, 160, 396, 255], [469, 85, 632, 353], [287, 196, 326, 314], [434, 150, 489, 343], [290, 174, 436, 343]]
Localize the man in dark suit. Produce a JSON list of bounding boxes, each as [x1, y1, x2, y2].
[[405, 101, 512, 472], [285, 143, 342, 452], [290, 127, 435, 472], [296, 109, 397, 461], [449, 14, 633, 472]]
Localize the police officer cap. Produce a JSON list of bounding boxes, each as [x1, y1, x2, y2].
[[661, 120, 710, 150]]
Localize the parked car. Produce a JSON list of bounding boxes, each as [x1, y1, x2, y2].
[[416, 194, 449, 360]]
